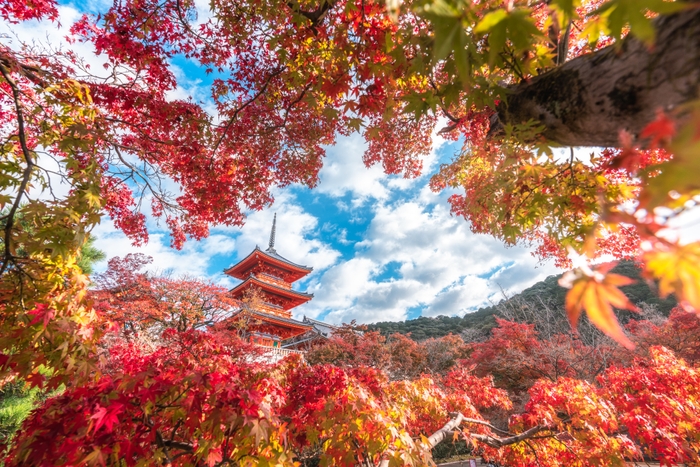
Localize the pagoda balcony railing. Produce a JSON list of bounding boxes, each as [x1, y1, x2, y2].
[[255, 345, 304, 359], [257, 273, 292, 289]]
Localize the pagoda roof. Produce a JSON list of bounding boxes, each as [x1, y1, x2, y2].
[[302, 316, 340, 328], [282, 333, 327, 349], [232, 309, 312, 331], [229, 276, 313, 310], [224, 246, 312, 282]]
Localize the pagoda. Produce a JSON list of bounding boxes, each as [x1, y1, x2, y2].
[[224, 214, 313, 348]]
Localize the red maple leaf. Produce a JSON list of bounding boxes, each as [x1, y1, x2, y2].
[[640, 109, 676, 148], [27, 304, 56, 328], [91, 403, 123, 433]]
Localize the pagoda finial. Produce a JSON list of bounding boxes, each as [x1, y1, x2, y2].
[[268, 213, 277, 251]]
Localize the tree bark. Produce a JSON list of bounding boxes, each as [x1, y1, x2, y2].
[[491, 7, 700, 148], [376, 412, 467, 467], [427, 411, 465, 448]]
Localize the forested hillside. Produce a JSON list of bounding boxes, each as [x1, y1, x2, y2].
[[369, 261, 678, 340]]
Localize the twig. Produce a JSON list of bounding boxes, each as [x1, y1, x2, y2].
[[0, 61, 35, 275], [210, 67, 285, 158]]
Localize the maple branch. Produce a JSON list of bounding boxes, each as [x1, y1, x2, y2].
[[468, 425, 551, 449], [460, 417, 514, 436], [376, 412, 554, 467], [110, 145, 180, 212], [0, 51, 48, 86], [556, 21, 572, 66], [524, 438, 544, 467], [266, 82, 314, 133], [160, 438, 194, 452], [0, 61, 35, 276], [211, 66, 285, 157], [174, 0, 212, 46], [426, 412, 555, 450], [155, 430, 174, 463], [104, 116, 176, 146], [490, 8, 700, 147], [286, 0, 337, 27], [426, 411, 465, 448]]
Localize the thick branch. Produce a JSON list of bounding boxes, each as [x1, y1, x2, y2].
[[491, 8, 700, 147], [427, 412, 553, 450], [286, 0, 336, 26], [427, 411, 465, 448], [468, 425, 550, 449]]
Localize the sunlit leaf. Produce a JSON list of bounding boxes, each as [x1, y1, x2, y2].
[[561, 269, 637, 349], [643, 242, 700, 313]]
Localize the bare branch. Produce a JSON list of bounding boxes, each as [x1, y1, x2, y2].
[[469, 424, 550, 449], [426, 412, 555, 452]]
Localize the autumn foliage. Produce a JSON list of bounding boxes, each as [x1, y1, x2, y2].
[[1, 0, 700, 357], [306, 325, 469, 380], [6, 282, 700, 466], [91, 254, 238, 342], [3, 0, 700, 464]]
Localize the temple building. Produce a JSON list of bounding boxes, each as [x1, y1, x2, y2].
[[282, 316, 340, 351], [225, 214, 331, 350]]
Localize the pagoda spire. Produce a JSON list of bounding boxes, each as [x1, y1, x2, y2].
[[268, 213, 277, 252]]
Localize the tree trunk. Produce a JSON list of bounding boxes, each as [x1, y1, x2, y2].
[[491, 8, 700, 148]]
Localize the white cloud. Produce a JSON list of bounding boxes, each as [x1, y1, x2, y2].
[[316, 134, 392, 203], [302, 194, 561, 325], [193, 0, 214, 26], [91, 222, 223, 280], [1, 5, 118, 80], [423, 278, 492, 317], [91, 188, 342, 292], [316, 127, 451, 205], [222, 190, 341, 276]]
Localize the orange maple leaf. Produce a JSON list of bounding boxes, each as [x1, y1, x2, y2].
[[562, 270, 637, 349]]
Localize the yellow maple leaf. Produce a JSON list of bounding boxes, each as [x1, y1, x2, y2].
[[643, 242, 700, 313]]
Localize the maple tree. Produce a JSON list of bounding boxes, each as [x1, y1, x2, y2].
[[1, 0, 700, 365], [3, 0, 700, 463], [468, 304, 700, 394], [6, 313, 700, 466], [625, 305, 700, 365], [306, 324, 469, 379], [4, 258, 700, 465], [91, 254, 238, 342]]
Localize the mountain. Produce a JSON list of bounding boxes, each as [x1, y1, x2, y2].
[[368, 261, 677, 341]]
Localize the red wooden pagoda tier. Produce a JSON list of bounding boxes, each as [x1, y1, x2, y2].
[[235, 310, 311, 342], [228, 276, 312, 311], [224, 214, 314, 346], [225, 247, 312, 284]]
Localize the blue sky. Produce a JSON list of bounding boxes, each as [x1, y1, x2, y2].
[[7, 0, 567, 325]]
